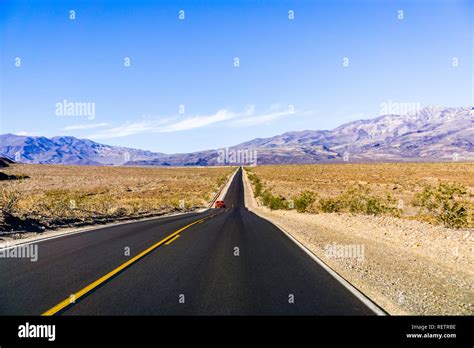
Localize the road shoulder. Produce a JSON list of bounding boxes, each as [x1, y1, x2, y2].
[[242, 167, 474, 315]]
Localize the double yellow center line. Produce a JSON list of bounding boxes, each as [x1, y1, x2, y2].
[[42, 214, 215, 316]]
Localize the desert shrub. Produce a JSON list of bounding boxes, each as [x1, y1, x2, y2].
[[248, 171, 399, 216], [319, 197, 343, 213], [413, 182, 469, 228], [0, 188, 21, 213], [254, 180, 264, 198], [260, 190, 288, 210], [113, 207, 129, 216], [88, 194, 116, 214], [247, 170, 290, 210], [215, 175, 227, 189], [340, 185, 400, 216], [293, 190, 317, 212], [318, 185, 400, 216], [247, 171, 264, 198], [365, 197, 388, 215], [31, 190, 119, 218]]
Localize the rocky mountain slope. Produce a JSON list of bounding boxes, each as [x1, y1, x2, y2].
[[0, 134, 164, 165], [1, 106, 472, 165]]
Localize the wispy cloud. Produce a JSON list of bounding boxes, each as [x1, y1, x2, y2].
[[62, 123, 109, 131], [230, 104, 312, 126], [158, 109, 234, 132], [15, 131, 38, 136], [88, 119, 171, 139], [230, 110, 294, 127], [87, 105, 307, 140]]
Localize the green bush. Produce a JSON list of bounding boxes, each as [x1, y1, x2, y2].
[[293, 190, 317, 212], [0, 189, 20, 213], [318, 185, 400, 216], [215, 175, 227, 188], [261, 190, 288, 210], [246, 171, 400, 217], [319, 197, 343, 213], [246, 170, 291, 210], [413, 182, 469, 228], [246, 171, 264, 198], [254, 180, 264, 198]]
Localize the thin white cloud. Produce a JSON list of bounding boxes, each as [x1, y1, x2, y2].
[[63, 123, 109, 131], [88, 110, 234, 139], [158, 109, 234, 132], [230, 110, 294, 127], [229, 104, 313, 127], [15, 131, 38, 136], [88, 119, 170, 139], [87, 105, 308, 140]]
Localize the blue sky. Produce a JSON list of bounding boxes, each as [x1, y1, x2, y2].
[[1, 0, 472, 153]]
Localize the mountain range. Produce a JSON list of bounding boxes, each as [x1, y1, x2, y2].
[[1, 106, 473, 166]]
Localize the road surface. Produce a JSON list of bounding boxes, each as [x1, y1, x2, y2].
[[0, 168, 376, 315]]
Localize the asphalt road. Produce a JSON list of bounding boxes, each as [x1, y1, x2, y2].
[[0, 168, 376, 315]]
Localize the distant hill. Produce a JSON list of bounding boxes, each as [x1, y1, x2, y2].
[[229, 106, 474, 164], [0, 134, 164, 165], [1, 106, 473, 165]]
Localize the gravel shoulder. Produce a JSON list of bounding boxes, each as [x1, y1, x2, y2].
[[243, 168, 474, 315]]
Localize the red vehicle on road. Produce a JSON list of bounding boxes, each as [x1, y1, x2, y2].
[[215, 200, 226, 208]]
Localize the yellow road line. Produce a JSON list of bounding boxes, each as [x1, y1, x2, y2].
[[42, 216, 208, 316], [165, 234, 180, 245]]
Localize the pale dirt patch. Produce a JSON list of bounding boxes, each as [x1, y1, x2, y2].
[[243, 168, 474, 315]]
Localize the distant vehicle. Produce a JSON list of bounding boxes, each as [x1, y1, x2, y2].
[[215, 200, 226, 208]]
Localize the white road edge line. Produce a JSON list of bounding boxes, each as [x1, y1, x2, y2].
[[242, 168, 387, 316], [254, 212, 387, 316]]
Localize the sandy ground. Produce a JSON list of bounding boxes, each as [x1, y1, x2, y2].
[[242, 168, 474, 315], [0, 169, 238, 248]]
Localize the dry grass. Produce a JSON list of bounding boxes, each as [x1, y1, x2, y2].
[[0, 164, 234, 231], [246, 163, 474, 228]]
